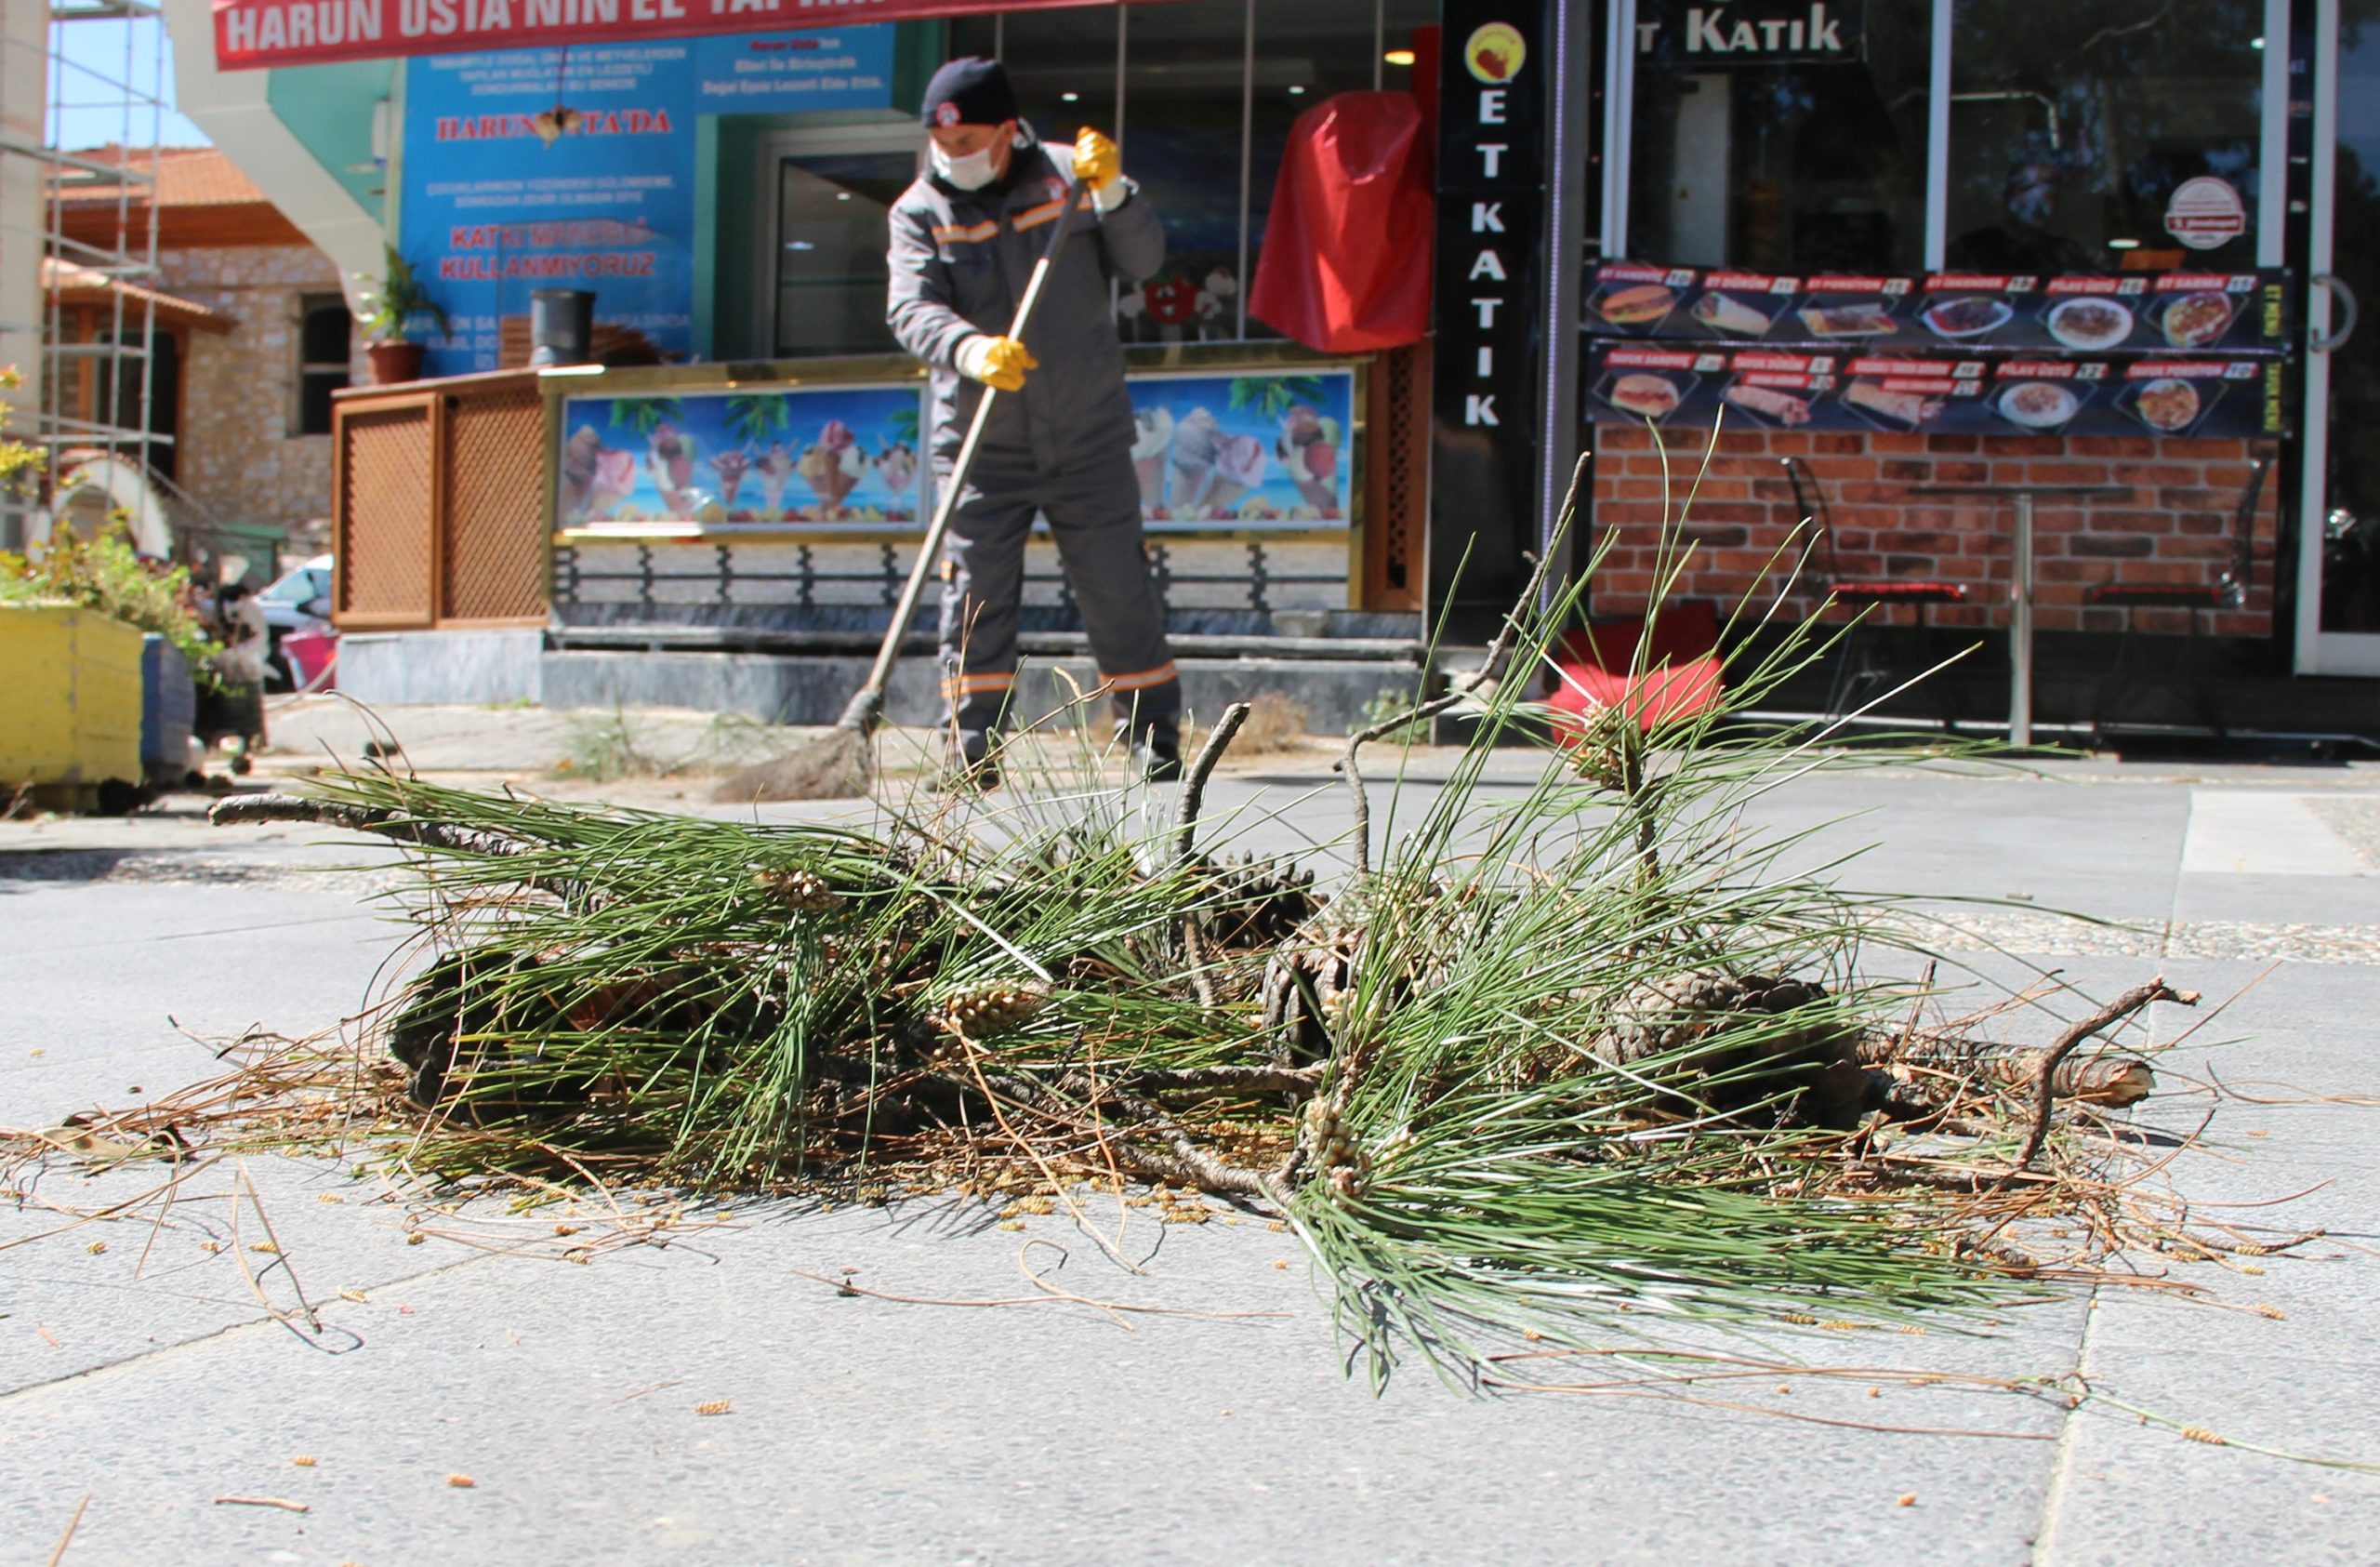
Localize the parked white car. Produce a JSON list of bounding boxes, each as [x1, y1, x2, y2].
[[258, 555, 334, 634]]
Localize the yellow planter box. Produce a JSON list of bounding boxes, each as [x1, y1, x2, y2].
[[0, 602, 145, 790]]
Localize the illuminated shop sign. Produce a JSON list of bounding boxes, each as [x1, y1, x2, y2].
[[1632, 0, 1865, 64]]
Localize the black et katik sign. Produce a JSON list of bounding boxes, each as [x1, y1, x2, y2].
[[1634, 0, 1864, 63], [1431, 0, 1548, 638]]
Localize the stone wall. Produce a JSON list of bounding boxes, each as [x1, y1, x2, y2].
[[160, 244, 364, 551], [1589, 424, 2281, 639]]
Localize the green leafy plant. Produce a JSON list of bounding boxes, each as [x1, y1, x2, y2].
[[0, 366, 45, 498], [0, 518, 224, 684], [355, 245, 452, 344], [883, 404, 919, 446], [1354, 687, 1430, 747]]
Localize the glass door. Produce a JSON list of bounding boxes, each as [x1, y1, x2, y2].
[[763, 128, 921, 359], [2298, 0, 2380, 673]]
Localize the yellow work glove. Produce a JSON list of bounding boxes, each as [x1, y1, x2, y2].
[[959, 334, 1038, 393], [1074, 127, 1122, 193]]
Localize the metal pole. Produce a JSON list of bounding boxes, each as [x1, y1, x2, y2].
[[1924, 0, 1952, 270], [1236, 0, 1254, 339], [2009, 491, 2035, 746], [1537, 0, 1590, 596]]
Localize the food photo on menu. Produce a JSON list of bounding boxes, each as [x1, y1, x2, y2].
[[1719, 381, 1815, 426], [2155, 290, 2238, 348], [1797, 302, 1897, 339], [1992, 378, 2089, 431], [1598, 369, 1693, 421], [2116, 374, 2215, 436], [1836, 378, 1950, 432], [1918, 295, 2016, 340], [1591, 280, 1680, 330], [2043, 297, 2136, 351], [1689, 290, 1783, 338]]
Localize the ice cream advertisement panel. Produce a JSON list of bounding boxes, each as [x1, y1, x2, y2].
[[560, 384, 926, 529], [1129, 369, 1356, 525], [557, 368, 1358, 533]]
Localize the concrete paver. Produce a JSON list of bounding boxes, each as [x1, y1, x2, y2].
[[3, 726, 2377, 1562]]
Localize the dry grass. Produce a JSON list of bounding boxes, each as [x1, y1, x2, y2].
[[1191, 691, 1313, 758]]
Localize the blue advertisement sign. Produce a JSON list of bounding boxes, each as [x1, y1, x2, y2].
[[399, 27, 896, 378]]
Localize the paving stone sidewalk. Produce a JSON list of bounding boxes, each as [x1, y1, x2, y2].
[[3, 724, 2375, 1564]]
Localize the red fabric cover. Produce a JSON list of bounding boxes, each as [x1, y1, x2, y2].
[[1543, 601, 1726, 737], [1248, 92, 1434, 353]]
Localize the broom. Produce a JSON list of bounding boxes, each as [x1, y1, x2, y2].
[[719, 181, 1088, 803]]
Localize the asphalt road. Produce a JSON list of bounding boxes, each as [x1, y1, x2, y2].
[[3, 738, 2377, 1565]]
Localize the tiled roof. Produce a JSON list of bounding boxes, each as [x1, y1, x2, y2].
[[41, 255, 231, 331], [54, 146, 271, 211]]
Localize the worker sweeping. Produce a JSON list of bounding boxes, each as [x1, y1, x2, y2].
[[888, 56, 1183, 788]]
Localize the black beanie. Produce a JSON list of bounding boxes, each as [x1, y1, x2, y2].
[[920, 57, 1018, 129]]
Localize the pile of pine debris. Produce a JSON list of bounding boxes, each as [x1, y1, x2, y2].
[[16, 528, 2272, 1383]]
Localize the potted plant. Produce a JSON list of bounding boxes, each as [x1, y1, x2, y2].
[[356, 245, 452, 385]]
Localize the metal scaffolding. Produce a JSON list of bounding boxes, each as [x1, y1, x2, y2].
[[0, 0, 165, 551]]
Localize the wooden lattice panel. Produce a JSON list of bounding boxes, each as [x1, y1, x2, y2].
[[443, 385, 550, 623], [1363, 339, 1430, 612], [336, 404, 436, 628]]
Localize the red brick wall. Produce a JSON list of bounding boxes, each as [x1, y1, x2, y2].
[[1587, 425, 2281, 639]]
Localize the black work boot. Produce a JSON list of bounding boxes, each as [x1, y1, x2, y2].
[[939, 733, 1001, 793], [1121, 724, 1183, 784]]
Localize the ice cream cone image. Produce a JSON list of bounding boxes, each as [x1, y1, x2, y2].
[[709, 448, 750, 509], [562, 425, 635, 525], [804, 421, 866, 517], [755, 442, 794, 521], [874, 442, 918, 518], [1131, 406, 1173, 511], [646, 421, 699, 516], [1276, 405, 1342, 515], [1207, 432, 1267, 518], [1167, 406, 1223, 515]]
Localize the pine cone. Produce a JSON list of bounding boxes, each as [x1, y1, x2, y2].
[[937, 980, 1051, 1038], [1203, 853, 1323, 949], [752, 867, 838, 911]]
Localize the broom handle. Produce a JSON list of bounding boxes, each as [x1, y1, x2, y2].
[[840, 184, 1088, 731]]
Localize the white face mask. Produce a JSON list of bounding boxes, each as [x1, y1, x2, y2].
[[930, 139, 1000, 191]]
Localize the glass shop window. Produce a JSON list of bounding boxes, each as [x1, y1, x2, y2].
[[295, 295, 351, 437], [953, 0, 1430, 341], [1946, 0, 2268, 272], [1626, 4, 1935, 273]]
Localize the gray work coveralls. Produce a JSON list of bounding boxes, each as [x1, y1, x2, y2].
[[885, 134, 1180, 754]]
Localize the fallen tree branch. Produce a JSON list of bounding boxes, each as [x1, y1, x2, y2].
[[210, 792, 528, 857], [2005, 980, 2193, 1179], [1174, 703, 1251, 1014], [1174, 701, 1250, 870], [1121, 1063, 1323, 1097]]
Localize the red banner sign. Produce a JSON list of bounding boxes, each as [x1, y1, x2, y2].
[[213, 0, 1152, 72]]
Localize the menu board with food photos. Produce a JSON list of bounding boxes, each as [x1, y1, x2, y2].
[[1585, 342, 2288, 439], [1584, 263, 2291, 356]]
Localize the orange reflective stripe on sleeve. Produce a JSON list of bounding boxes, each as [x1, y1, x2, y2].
[[932, 220, 998, 245]]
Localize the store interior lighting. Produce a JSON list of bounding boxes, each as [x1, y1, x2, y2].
[[1382, 48, 1415, 66]]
